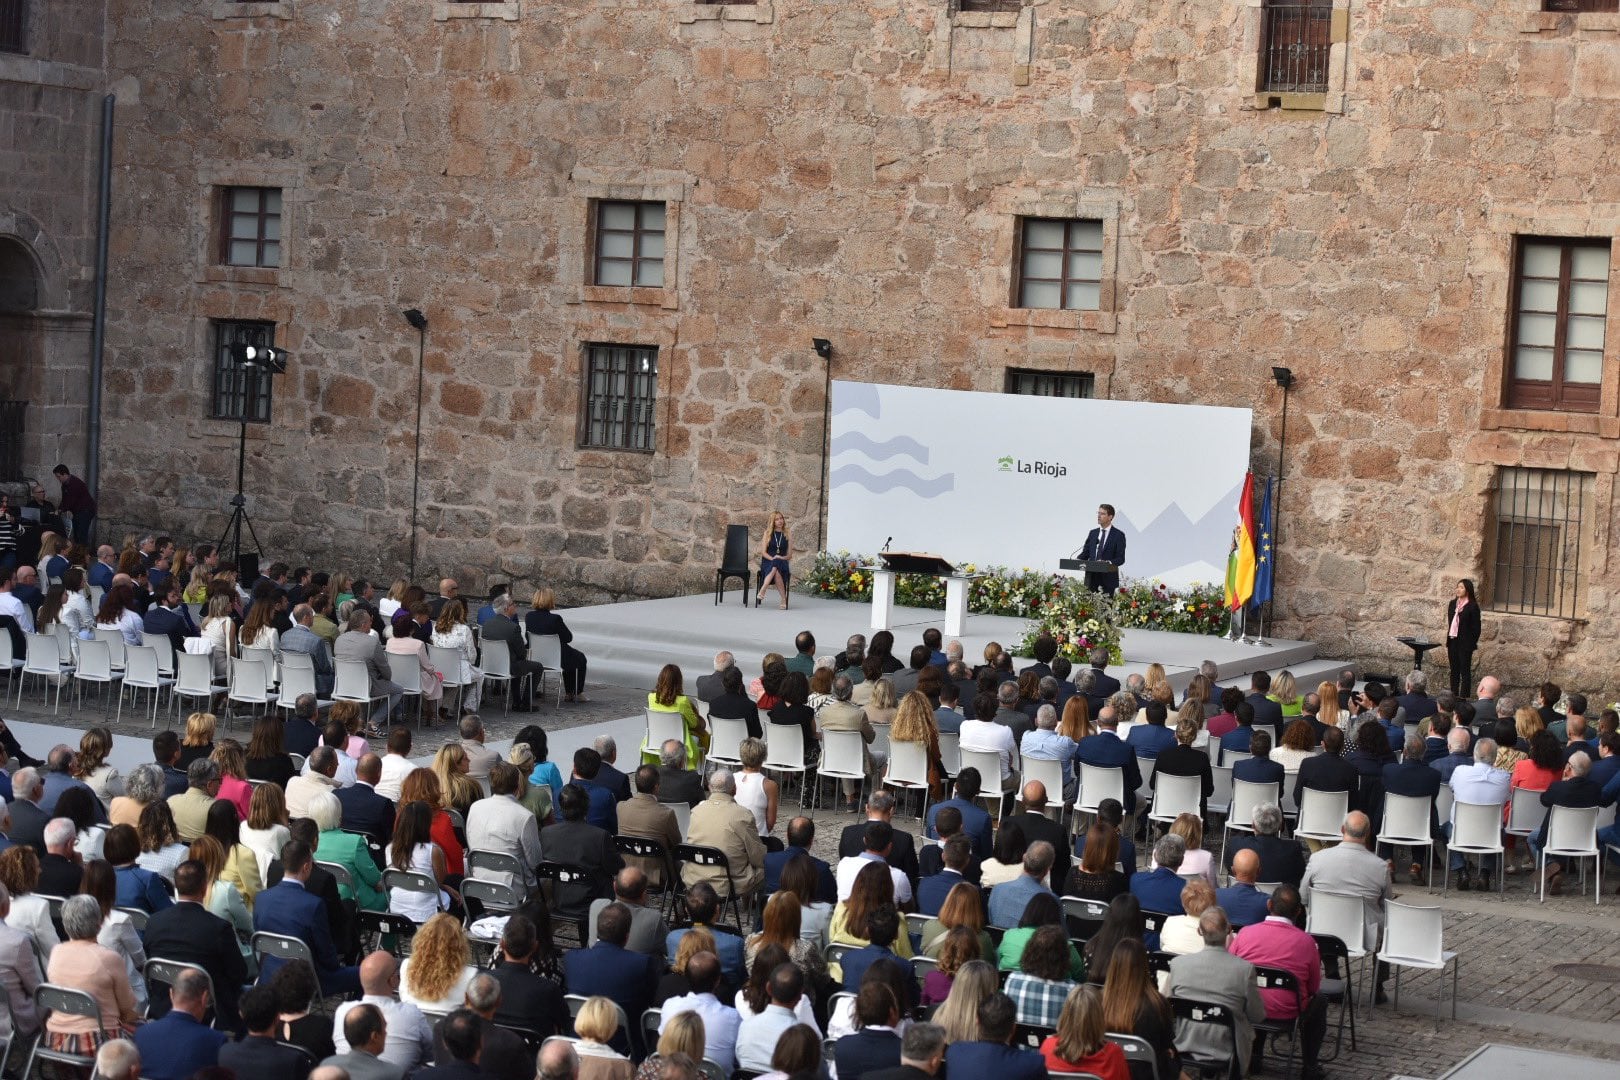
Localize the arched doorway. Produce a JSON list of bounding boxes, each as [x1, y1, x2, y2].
[[0, 236, 43, 479]]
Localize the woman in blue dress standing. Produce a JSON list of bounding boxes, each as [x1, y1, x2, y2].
[[757, 510, 792, 609]]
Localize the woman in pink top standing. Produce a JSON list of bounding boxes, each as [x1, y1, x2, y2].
[[1445, 578, 1481, 698]]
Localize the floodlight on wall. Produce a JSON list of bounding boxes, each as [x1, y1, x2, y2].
[[403, 308, 428, 331], [814, 337, 835, 549], [1271, 365, 1294, 389], [812, 338, 833, 360], [229, 343, 289, 373]]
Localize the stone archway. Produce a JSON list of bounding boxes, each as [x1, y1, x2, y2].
[[0, 226, 89, 482]]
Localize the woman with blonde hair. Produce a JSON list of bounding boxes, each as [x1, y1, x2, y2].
[[756, 509, 793, 609], [864, 675, 899, 731], [1143, 662, 1169, 698], [975, 642, 1003, 679], [1042, 984, 1129, 1080], [1182, 673, 1215, 718], [644, 663, 706, 767], [1158, 878, 1217, 956], [432, 743, 481, 817], [198, 593, 237, 679], [889, 689, 943, 795], [73, 726, 124, 803], [503, 743, 553, 824], [379, 578, 409, 620], [655, 926, 717, 1004], [1269, 669, 1302, 717], [36, 531, 66, 582], [399, 912, 477, 1013], [931, 959, 997, 1043], [180, 711, 217, 769], [211, 738, 254, 819], [632, 1011, 705, 1080], [431, 599, 483, 714], [1059, 695, 1095, 743], [182, 563, 211, 606], [1153, 813, 1214, 885], [525, 585, 589, 702], [240, 781, 292, 882], [572, 995, 632, 1080], [1317, 679, 1343, 734], [734, 737, 779, 841], [187, 834, 255, 970]]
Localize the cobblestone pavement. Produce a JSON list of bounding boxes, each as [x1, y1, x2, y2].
[[11, 683, 1620, 1078]]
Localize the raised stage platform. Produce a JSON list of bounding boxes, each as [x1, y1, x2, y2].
[[564, 591, 1347, 694]]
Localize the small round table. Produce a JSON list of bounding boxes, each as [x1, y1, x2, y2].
[[1396, 636, 1442, 671]]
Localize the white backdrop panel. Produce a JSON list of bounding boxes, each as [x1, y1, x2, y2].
[[827, 381, 1253, 588]]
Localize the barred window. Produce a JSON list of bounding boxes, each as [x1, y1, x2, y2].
[[959, 0, 1023, 11], [1487, 466, 1593, 619], [220, 187, 283, 268], [1543, 0, 1618, 11], [0, 0, 25, 53], [1505, 237, 1609, 413], [581, 344, 658, 451], [1015, 218, 1103, 311], [594, 201, 665, 288], [212, 320, 276, 423], [1005, 368, 1094, 399], [1258, 1, 1333, 94]]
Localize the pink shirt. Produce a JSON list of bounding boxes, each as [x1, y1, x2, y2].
[[1207, 712, 1239, 739], [1230, 916, 1321, 1019], [219, 775, 253, 820]]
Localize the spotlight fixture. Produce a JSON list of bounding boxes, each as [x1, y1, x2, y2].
[[1271, 366, 1294, 389], [403, 308, 428, 331], [812, 338, 833, 360], [228, 343, 289, 373]]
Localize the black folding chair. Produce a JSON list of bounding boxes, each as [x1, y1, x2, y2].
[[536, 861, 596, 944], [1169, 998, 1242, 1080], [675, 843, 748, 926], [358, 909, 420, 956], [1310, 933, 1357, 1060], [1252, 966, 1301, 1078], [616, 834, 678, 916]]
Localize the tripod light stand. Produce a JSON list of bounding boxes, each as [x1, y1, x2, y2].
[[215, 343, 288, 573]]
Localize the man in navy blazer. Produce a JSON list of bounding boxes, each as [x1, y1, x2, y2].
[[834, 993, 904, 1080], [1396, 670, 1439, 724], [941, 992, 1047, 1080], [1220, 702, 1259, 759], [253, 841, 361, 996], [562, 902, 659, 1022], [924, 770, 994, 860], [283, 696, 323, 758], [916, 836, 975, 916], [1130, 836, 1189, 948], [1126, 701, 1179, 759], [1245, 676, 1285, 741], [1232, 731, 1286, 798], [1215, 850, 1273, 928], [219, 985, 313, 1080], [133, 968, 229, 1080], [1077, 504, 1127, 594], [1084, 649, 1121, 701], [1076, 710, 1143, 814], [571, 751, 619, 833], [336, 754, 395, 843], [762, 817, 836, 902], [1381, 735, 1443, 870]]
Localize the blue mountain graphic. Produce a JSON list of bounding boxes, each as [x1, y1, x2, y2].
[[1113, 479, 1245, 581], [831, 382, 882, 420]]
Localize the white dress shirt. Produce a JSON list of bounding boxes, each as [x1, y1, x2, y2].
[[333, 994, 436, 1070], [959, 718, 1018, 780], [659, 992, 742, 1072], [1448, 762, 1511, 819], [834, 851, 913, 905], [0, 592, 33, 634], [376, 753, 418, 802], [735, 1002, 802, 1072]]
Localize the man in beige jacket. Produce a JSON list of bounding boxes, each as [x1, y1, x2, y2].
[[682, 768, 765, 899], [819, 675, 881, 811], [619, 764, 683, 888]]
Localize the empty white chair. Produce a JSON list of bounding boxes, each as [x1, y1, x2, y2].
[[0, 631, 21, 679], [1148, 772, 1203, 829], [641, 708, 690, 761], [937, 731, 961, 778], [881, 737, 930, 819], [429, 644, 466, 715], [1074, 763, 1124, 821], [820, 727, 870, 811], [1207, 763, 1235, 818], [762, 722, 808, 804], [333, 658, 387, 719], [663, 800, 692, 841], [1380, 792, 1437, 886], [119, 645, 173, 727], [147, 634, 177, 679], [478, 638, 516, 714], [240, 645, 278, 694], [1503, 786, 1543, 854], [17, 633, 70, 712], [73, 638, 119, 715], [1377, 900, 1458, 1023], [93, 627, 127, 672], [1294, 787, 1349, 846], [706, 716, 749, 771], [228, 658, 277, 725], [1306, 888, 1371, 1005], [172, 650, 222, 723], [1539, 804, 1602, 904]]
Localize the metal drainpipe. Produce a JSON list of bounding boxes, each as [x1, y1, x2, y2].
[[85, 93, 115, 509]]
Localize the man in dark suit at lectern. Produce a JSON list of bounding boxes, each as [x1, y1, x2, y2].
[[1078, 504, 1127, 594]]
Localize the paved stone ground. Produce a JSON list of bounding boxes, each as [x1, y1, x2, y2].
[[10, 680, 1620, 1078]]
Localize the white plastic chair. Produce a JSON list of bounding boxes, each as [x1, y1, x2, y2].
[[429, 644, 466, 716], [276, 662, 330, 716], [706, 716, 748, 771], [119, 645, 173, 727], [147, 634, 177, 678], [1074, 762, 1124, 821], [1376, 900, 1458, 1024], [1018, 756, 1066, 823], [386, 651, 426, 726], [333, 658, 388, 719], [1207, 763, 1234, 818], [17, 633, 70, 712], [240, 645, 278, 693], [819, 727, 868, 810], [228, 658, 278, 725], [73, 638, 119, 715], [881, 737, 930, 819], [0, 631, 22, 679], [1148, 771, 1203, 829], [1305, 888, 1370, 1006], [763, 722, 808, 804], [958, 748, 1007, 823], [1294, 788, 1349, 846], [1220, 779, 1277, 865], [1503, 786, 1543, 851], [642, 708, 690, 761], [479, 640, 516, 715], [1539, 804, 1601, 904], [937, 730, 961, 778], [173, 650, 223, 723], [1133, 754, 1155, 811], [528, 633, 565, 706], [1444, 799, 1506, 895], [1379, 792, 1436, 889], [662, 800, 691, 841]]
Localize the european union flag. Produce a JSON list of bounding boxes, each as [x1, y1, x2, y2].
[[1252, 474, 1275, 608]]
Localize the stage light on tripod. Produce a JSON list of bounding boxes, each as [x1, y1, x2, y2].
[[229, 343, 290, 373]]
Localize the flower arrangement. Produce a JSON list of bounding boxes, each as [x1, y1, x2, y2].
[[798, 552, 1230, 663]]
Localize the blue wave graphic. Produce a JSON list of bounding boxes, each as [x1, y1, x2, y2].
[[831, 464, 955, 498], [831, 382, 882, 419], [830, 431, 929, 464]]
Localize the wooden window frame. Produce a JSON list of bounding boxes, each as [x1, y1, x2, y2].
[[958, 0, 1023, 11], [578, 343, 659, 452], [592, 200, 665, 289], [1014, 217, 1104, 312], [1503, 235, 1610, 414], [211, 319, 276, 423], [1004, 368, 1095, 399], [1542, 0, 1618, 11], [219, 186, 282, 269]]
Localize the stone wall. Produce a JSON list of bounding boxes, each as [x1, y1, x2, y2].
[[93, 0, 1620, 693], [0, 0, 104, 481]]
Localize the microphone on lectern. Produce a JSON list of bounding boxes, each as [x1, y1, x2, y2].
[[883, 536, 893, 552]]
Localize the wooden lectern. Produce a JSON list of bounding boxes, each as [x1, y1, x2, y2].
[[865, 551, 975, 636]]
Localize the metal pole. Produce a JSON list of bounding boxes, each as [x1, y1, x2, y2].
[[85, 94, 115, 538], [816, 354, 832, 551], [1268, 382, 1290, 640], [408, 324, 426, 581]]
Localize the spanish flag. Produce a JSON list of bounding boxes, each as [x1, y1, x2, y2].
[[1224, 472, 1257, 611]]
